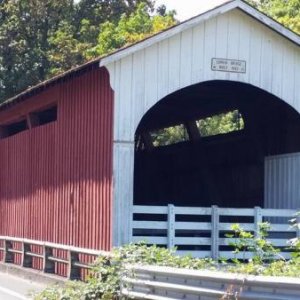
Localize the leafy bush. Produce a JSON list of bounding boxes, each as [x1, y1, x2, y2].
[[36, 214, 300, 299], [35, 243, 216, 300], [288, 212, 300, 259], [226, 222, 280, 263]]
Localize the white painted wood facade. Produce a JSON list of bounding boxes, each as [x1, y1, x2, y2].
[[101, 0, 300, 246]]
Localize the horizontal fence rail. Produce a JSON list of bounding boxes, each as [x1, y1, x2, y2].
[[132, 205, 299, 259], [0, 236, 110, 279], [121, 265, 300, 300]]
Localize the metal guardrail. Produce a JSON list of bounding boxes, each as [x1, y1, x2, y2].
[[0, 236, 110, 279], [121, 265, 300, 300]]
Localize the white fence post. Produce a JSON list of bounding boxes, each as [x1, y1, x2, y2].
[[211, 205, 219, 259], [296, 213, 300, 238], [168, 204, 175, 249], [254, 207, 262, 237]]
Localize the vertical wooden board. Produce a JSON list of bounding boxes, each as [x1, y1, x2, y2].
[[144, 44, 159, 114], [191, 24, 205, 84], [214, 13, 229, 81], [157, 39, 170, 100], [294, 51, 300, 113], [237, 11, 251, 83], [248, 21, 263, 88], [168, 34, 181, 93], [226, 11, 240, 82], [112, 142, 135, 246], [203, 18, 217, 81], [260, 28, 273, 92], [282, 44, 295, 106], [112, 61, 121, 141], [132, 50, 146, 133], [119, 56, 134, 142], [180, 30, 193, 88], [270, 37, 283, 98]]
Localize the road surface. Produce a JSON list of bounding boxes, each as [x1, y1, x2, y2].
[[0, 271, 46, 299]]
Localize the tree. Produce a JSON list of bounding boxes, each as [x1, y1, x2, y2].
[[0, 0, 176, 103], [252, 0, 300, 34], [89, 2, 176, 57], [74, 0, 155, 44], [47, 21, 88, 76], [0, 0, 74, 101]]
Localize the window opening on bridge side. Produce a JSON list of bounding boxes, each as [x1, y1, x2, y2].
[[196, 109, 244, 137], [0, 119, 28, 139], [150, 124, 189, 147], [29, 105, 57, 128]]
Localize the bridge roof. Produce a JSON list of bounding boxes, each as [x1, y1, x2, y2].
[[1, 0, 299, 111]]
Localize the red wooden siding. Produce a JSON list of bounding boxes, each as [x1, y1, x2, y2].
[[0, 67, 114, 275]]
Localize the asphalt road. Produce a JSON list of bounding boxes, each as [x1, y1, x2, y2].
[[0, 272, 46, 299]]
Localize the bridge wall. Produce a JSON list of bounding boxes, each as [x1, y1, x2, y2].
[[0, 67, 114, 275]]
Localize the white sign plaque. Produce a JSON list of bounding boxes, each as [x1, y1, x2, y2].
[[211, 58, 246, 73]]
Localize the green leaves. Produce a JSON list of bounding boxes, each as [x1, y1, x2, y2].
[[36, 226, 300, 300], [0, 0, 176, 102], [92, 3, 176, 57], [226, 222, 281, 263], [255, 0, 300, 34]]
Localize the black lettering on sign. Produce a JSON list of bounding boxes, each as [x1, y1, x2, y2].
[[211, 58, 246, 73]]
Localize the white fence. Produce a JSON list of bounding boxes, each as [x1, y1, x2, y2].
[[131, 205, 299, 259], [121, 265, 300, 299]]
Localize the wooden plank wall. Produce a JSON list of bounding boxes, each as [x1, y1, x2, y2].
[[0, 67, 114, 276]]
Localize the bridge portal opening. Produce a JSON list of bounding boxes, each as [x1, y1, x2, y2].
[[134, 81, 300, 208]]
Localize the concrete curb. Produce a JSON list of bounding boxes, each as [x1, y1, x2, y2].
[[0, 262, 67, 286]]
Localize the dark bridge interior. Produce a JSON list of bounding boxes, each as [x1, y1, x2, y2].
[[134, 81, 300, 208]]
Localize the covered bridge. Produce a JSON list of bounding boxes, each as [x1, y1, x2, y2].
[[0, 0, 300, 272]]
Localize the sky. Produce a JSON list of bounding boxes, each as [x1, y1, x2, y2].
[[73, 0, 230, 21], [155, 0, 229, 21]]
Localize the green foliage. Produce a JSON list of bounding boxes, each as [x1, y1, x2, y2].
[[288, 212, 300, 258], [1, 0, 299, 103], [47, 21, 88, 76], [0, 0, 176, 102], [253, 0, 300, 34], [35, 243, 216, 300], [90, 3, 176, 57], [226, 222, 280, 264], [0, 0, 74, 101], [151, 124, 189, 147], [226, 223, 254, 262], [36, 217, 300, 300], [145, 110, 244, 148], [198, 110, 244, 137]]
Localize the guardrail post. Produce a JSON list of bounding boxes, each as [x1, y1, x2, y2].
[[211, 205, 219, 260], [4, 240, 14, 263], [43, 246, 55, 274], [168, 204, 175, 249], [22, 243, 32, 268], [254, 207, 262, 238], [68, 251, 81, 280]]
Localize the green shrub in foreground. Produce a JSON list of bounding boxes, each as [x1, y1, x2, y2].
[[35, 241, 300, 300], [36, 215, 300, 300], [35, 243, 216, 300]]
